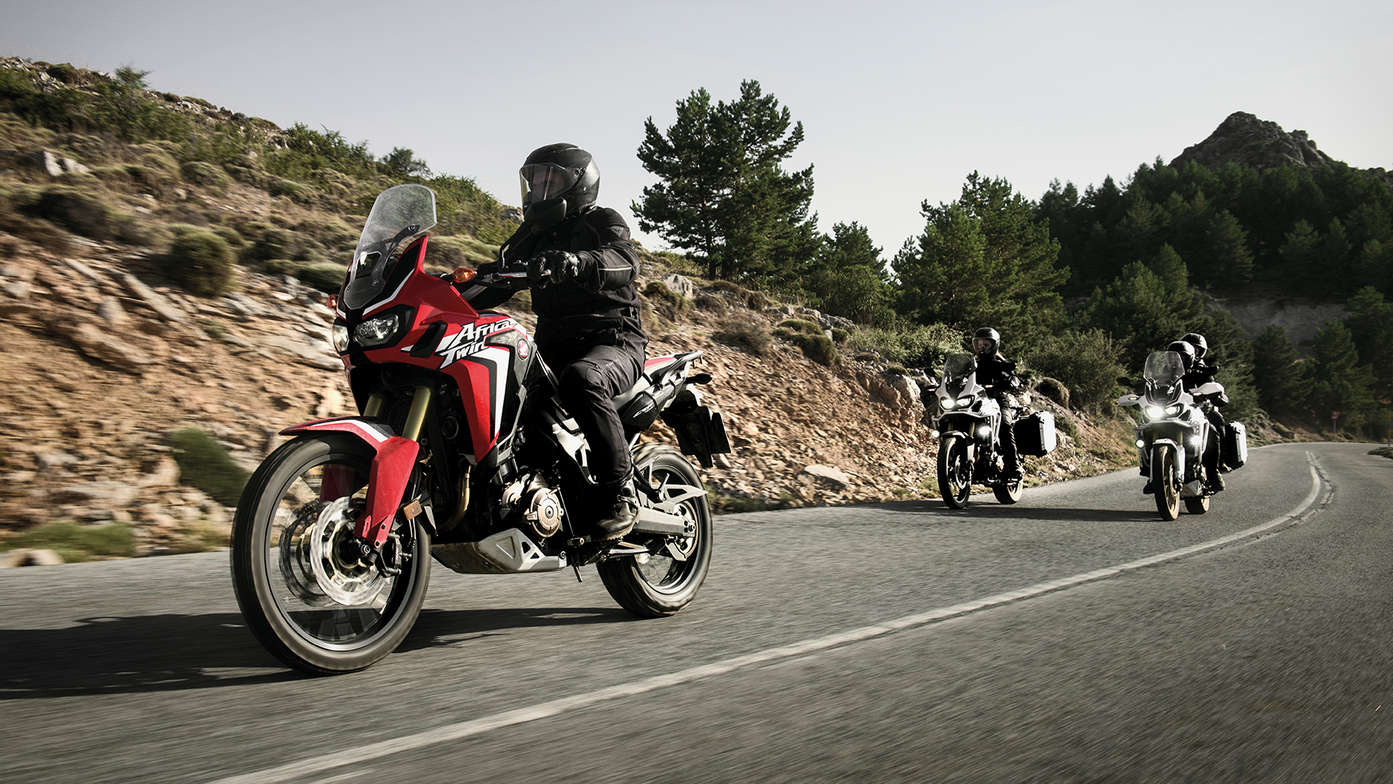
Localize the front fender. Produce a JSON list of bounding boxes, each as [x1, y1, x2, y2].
[[281, 417, 419, 548]]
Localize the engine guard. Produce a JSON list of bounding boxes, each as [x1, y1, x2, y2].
[[281, 418, 419, 548]]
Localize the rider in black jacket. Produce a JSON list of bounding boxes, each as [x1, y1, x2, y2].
[[460, 143, 647, 539], [1180, 333, 1229, 491], [971, 327, 1022, 481]]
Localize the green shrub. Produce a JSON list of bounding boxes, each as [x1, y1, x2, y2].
[[713, 319, 772, 356], [847, 322, 960, 370], [1025, 328, 1125, 413], [269, 178, 315, 203], [830, 326, 850, 344], [694, 292, 728, 313], [180, 160, 232, 190], [295, 260, 347, 292], [777, 318, 823, 336], [169, 428, 249, 507], [643, 279, 691, 321], [161, 230, 235, 296], [23, 186, 114, 239], [113, 213, 171, 248], [775, 327, 838, 366], [1, 521, 136, 563], [708, 279, 769, 310], [428, 235, 498, 272], [44, 63, 80, 84]]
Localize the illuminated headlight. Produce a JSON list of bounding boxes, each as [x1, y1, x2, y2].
[[940, 397, 957, 410], [929, 429, 940, 439], [1144, 405, 1166, 421], [331, 323, 350, 354], [1135, 439, 1146, 448], [1166, 404, 1184, 416], [958, 396, 975, 407], [977, 425, 992, 438], [1188, 435, 1201, 447], [354, 313, 401, 347]]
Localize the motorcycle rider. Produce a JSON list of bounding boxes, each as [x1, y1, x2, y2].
[[971, 327, 1023, 482], [1168, 338, 1225, 493], [461, 143, 646, 539], [1179, 332, 1230, 490]]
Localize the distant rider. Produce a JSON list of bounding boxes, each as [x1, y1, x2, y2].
[[460, 143, 647, 539], [971, 327, 1023, 482], [1180, 332, 1233, 475], [1170, 339, 1225, 493]]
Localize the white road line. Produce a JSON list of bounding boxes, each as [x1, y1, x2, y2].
[[215, 453, 1328, 784]]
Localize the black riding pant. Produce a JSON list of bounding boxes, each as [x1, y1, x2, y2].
[[542, 332, 644, 493], [995, 396, 1019, 470]]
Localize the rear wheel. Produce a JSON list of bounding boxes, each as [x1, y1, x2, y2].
[[937, 434, 972, 509], [1151, 444, 1180, 521], [230, 435, 430, 674], [598, 446, 712, 618], [1184, 495, 1211, 515]]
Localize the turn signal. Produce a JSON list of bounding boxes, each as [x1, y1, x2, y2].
[[452, 267, 477, 284], [325, 294, 338, 310]]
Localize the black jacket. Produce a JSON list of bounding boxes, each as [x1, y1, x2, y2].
[[1182, 359, 1219, 391], [465, 206, 645, 352], [974, 354, 1019, 392]]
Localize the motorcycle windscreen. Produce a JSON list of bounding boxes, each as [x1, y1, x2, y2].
[[941, 353, 977, 392], [342, 184, 438, 310], [1143, 351, 1185, 391]]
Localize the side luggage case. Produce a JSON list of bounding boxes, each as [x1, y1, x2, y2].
[[1222, 421, 1247, 469], [1014, 411, 1057, 457]]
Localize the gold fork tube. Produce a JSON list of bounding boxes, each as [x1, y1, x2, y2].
[[363, 392, 385, 419], [401, 386, 432, 442]]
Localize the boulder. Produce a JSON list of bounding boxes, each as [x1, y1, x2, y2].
[[50, 321, 155, 374], [0, 549, 65, 568], [121, 273, 184, 322], [801, 464, 851, 488], [659, 274, 695, 299], [97, 295, 129, 326]]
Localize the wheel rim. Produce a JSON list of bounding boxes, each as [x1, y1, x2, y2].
[[950, 441, 971, 502], [634, 466, 707, 595], [262, 455, 419, 651], [1161, 450, 1179, 516]]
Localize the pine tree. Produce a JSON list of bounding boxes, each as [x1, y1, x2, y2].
[[1309, 321, 1378, 432], [806, 222, 894, 326], [633, 80, 817, 288], [1251, 326, 1308, 419]]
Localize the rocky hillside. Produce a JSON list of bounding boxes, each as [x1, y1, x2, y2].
[[0, 57, 1139, 562], [1172, 110, 1392, 187]]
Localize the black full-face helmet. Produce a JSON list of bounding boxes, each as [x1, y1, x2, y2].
[[1181, 332, 1208, 360], [1167, 339, 1196, 371], [519, 143, 599, 226], [972, 327, 1001, 357]]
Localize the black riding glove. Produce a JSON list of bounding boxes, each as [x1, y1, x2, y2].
[[527, 250, 581, 287]]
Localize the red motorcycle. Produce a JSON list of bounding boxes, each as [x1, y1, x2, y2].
[[231, 184, 728, 673]]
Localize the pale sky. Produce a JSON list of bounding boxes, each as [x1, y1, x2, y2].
[[3, 0, 1389, 257]]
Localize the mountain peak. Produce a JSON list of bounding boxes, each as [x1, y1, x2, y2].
[[1171, 111, 1334, 171]]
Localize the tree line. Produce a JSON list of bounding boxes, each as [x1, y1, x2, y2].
[[633, 80, 1393, 436]]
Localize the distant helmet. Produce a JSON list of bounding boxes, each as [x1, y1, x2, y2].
[[518, 143, 599, 225], [972, 327, 1000, 357], [1181, 332, 1208, 360], [1167, 340, 1196, 371]]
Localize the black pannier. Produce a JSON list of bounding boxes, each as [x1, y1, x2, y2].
[[659, 389, 731, 468], [1223, 421, 1247, 469], [1014, 410, 1057, 457]]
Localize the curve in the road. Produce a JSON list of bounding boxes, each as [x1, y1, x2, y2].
[[215, 451, 1330, 784]]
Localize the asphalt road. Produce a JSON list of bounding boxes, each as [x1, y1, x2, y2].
[[1, 442, 1390, 783]]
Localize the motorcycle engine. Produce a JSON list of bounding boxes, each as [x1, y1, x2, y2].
[[500, 474, 565, 539]]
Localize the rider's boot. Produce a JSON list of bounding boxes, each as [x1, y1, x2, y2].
[[593, 477, 638, 540], [1142, 481, 1155, 494]]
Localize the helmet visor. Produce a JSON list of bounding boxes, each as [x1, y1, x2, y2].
[[519, 163, 580, 205], [972, 337, 996, 355]]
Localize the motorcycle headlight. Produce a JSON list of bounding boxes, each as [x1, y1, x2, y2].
[[957, 396, 975, 407], [331, 323, 350, 354], [940, 397, 957, 410], [1165, 404, 1184, 416], [1144, 405, 1166, 421], [354, 312, 403, 348]]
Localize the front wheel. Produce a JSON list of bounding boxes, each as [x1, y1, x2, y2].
[[1151, 444, 1181, 521], [937, 434, 972, 509], [230, 435, 431, 674], [993, 474, 1023, 504], [598, 445, 712, 618]]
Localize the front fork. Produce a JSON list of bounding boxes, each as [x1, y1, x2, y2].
[[352, 386, 433, 549]]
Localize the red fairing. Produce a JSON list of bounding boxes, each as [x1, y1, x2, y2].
[[357, 436, 419, 547], [346, 239, 524, 464]]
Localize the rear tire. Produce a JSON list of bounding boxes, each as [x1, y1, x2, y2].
[[598, 446, 712, 618], [937, 434, 973, 509], [1184, 495, 1211, 515], [230, 435, 431, 674], [1151, 444, 1180, 521]]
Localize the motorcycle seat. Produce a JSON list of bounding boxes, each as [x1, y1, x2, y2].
[[611, 351, 701, 408], [612, 376, 652, 409]]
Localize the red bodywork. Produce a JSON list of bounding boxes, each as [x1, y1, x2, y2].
[[283, 238, 529, 548]]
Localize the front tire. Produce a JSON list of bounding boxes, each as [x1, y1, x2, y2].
[[1184, 495, 1211, 515], [598, 445, 712, 618], [230, 435, 431, 674], [1151, 444, 1181, 521], [937, 434, 972, 509]]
